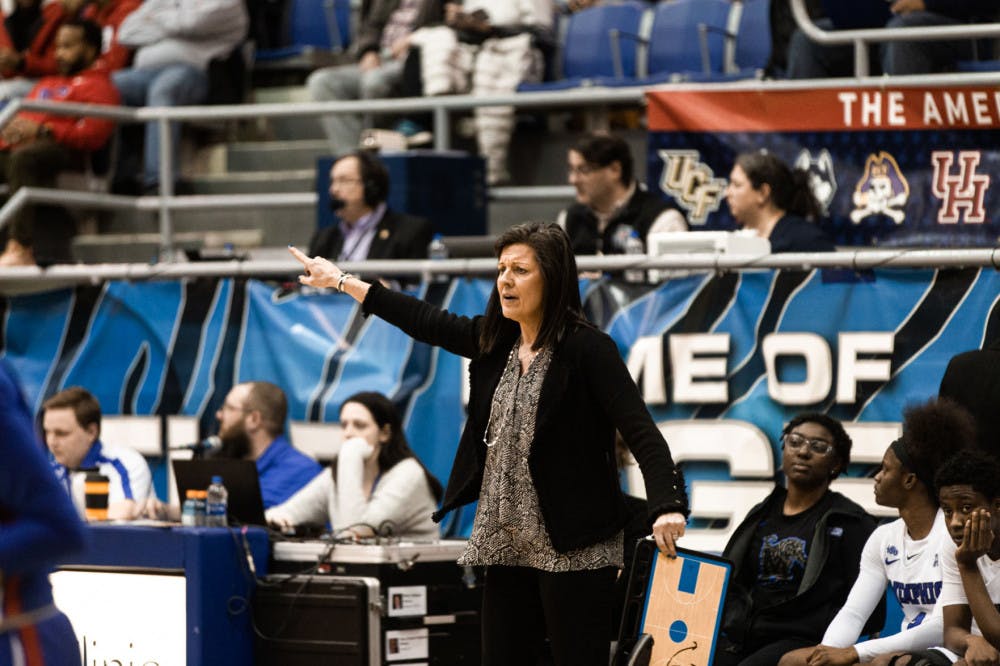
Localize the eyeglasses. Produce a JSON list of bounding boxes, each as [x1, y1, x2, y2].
[[567, 163, 600, 177], [783, 431, 835, 456], [330, 177, 362, 187]]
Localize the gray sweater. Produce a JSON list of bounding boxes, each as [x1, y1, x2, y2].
[[117, 0, 248, 71], [265, 439, 439, 540]]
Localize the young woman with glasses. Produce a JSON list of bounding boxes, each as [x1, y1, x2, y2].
[[779, 398, 976, 666], [715, 413, 878, 666]]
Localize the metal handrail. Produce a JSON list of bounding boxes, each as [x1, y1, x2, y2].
[[788, 0, 1000, 77], [2, 248, 999, 294]]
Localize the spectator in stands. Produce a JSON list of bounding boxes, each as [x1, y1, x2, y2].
[[715, 413, 878, 666], [0, 362, 87, 665], [0, 19, 120, 268], [892, 450, 1000, 665], [778, 398, 975, 666], [42, 385, 153, 520], [214, 381, 321, 508], [307, 0, 444, 155], [408, 0, 554, 185], [557, 133, 687, 256], [289, 222, 689, 665], [765, 0, 825, 78], [725, 151, 835, 253], [266, 391, 443, 539], [307, 149, 433, 261], [939, 338, 1000, 456], [111, 0, 247, 194], [787, 0, 995, 78], [0, 0, 65, 100], [72, 0, 141, 73]]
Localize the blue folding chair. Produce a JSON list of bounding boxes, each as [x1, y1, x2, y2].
[[519, 1, 649, 91], [640, 0, 733, 83]]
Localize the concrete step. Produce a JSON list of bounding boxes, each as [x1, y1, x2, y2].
[[223, 140, 332, 173], [188, 170, 315, 194]]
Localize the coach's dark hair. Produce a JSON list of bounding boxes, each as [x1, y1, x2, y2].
[[479, 223, 590, 355]]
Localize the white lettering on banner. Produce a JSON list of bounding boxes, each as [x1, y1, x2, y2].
[[930, 151, 990, 224], [762, 333, 832, 405], [836, 332, 894, 403], [839, 89, 1000, 128], [670, 333, 730, 403], [627, 332, 894, 406], [627, 336, 668, 404], [922, 90, 1000, 127]]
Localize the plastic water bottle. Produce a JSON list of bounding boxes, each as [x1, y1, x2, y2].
[[427, 233, 448, 283], [205, 475, 228, 527], [624, 230, 646, 283], [181, 490, 199, 526]]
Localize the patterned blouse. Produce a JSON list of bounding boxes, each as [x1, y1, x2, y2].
[[458, 339, 623, 571]]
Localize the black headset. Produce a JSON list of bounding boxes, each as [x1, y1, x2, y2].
[[352, 150, 390, 207]]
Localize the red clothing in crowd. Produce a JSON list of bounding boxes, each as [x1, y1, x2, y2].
[[0, 2, 66, 78], [82, 0, 141, 72], [3, 67, 120, 151]]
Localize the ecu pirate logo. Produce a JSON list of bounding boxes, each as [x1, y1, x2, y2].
[[850, 151, 909, 224], [657, 150, 726, 226]]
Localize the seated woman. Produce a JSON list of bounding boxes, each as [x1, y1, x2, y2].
[[715, 413, 878, 666], [724, 151, 835, 253], [266, 391, 443, 540], [779, 398, 976, 666]]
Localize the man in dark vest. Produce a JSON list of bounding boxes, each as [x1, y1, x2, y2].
[[557, 133, 687, 256]]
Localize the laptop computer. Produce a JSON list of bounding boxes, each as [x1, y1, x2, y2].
[[821, 0, 891, 30], [614, 541, 732, 666], [172, 459, 267, 526]]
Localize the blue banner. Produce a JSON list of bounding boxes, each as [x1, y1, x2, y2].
[[5, 270, 997, 544]]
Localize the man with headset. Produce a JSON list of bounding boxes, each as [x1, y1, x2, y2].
[[307, 150, 433, 261]]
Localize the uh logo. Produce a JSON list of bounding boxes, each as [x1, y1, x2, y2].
[[930, 150, 991, 224]]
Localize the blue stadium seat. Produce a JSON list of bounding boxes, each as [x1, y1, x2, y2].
[[518, 1, 649, 92], [255, 0, 351, 62], [641, 0, 733, 83], [728, 0, 771, 78]]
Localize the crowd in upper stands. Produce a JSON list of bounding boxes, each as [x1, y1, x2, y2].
[[0, 0, 993, 268]]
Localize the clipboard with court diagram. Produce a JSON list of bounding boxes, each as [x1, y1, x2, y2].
[[616, 542, 732, 666]]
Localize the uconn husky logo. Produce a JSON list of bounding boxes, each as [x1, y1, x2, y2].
[[794, 149, 837, 215], [930, 151, 990, 224], [851, 152, 910, 224], [657, 150, 726, 226]]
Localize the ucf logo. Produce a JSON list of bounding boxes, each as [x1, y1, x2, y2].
[[851, 152, 910, 224], [930, 151, 990, 224], [657, 150, 726, 226]]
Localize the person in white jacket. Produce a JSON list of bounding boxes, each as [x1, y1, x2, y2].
[[778, 398, 977, 666], [111, 0, 247, 192], [266, 391, 443, 540]]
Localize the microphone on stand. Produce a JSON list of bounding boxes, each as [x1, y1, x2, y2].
[[169, 436, 222, 457]]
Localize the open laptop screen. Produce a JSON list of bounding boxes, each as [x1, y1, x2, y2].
[[172, 459, 267, 526]]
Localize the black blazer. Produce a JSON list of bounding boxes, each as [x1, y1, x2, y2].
[[307, 209, 433, 261], [361, 281, 688, 553], [939, 343, 1000, 454]]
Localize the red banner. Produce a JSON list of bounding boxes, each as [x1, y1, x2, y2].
[[647, 86, 1000, 132]]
